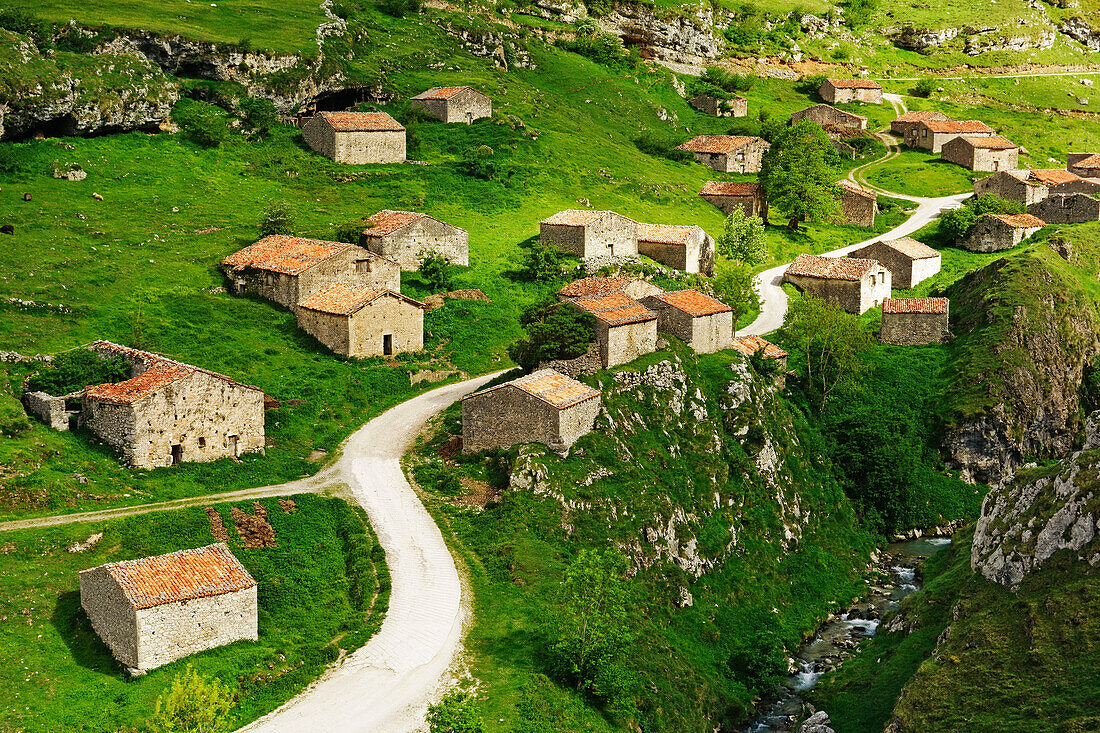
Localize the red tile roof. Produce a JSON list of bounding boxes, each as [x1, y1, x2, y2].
[[1073, 153, 1100, 170], [838, 180, 878, 199], [411, 86, 474, 100], [786, 253, 880, 281], [84, 543, 256, 610], [558, 276, 631, 298], [892, 110, 948, 123], [730, 335, 788, 359], [700, 181, 761, 197], [678, 135, 764, 155], [636, 223, 699, 245], [957, 135, 1017, 150], [85, 342, 261, 404], [318, 111, 404, 132], [572, 292, 657, 326], [541, 209, 616, 227], [921, 119, 993, 134], [222, 235, 353, 276], [882, 297, 949, 315], [652, 289, 732, 317], [297, 283, 424, 315], [362, 210, 428, 237], [1029, 169, 1081, 186], [862, 237, 940, 260], [826, 78, 882, 90], [991, 213, 1046, 228], [468, 368, 600, 410]]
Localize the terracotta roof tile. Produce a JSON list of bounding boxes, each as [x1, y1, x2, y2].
[[84, 543, 256, 610], [222, 236, 353, 276], [297, 283, 424, 315], [542, 209, 614, 227], [85, 342, 261, 404], [826, 78, 882, 89], [877, 237, 940, 260], [883, 297, 949, 315], [652, 289, 732, 317], [892, 111, 949, 123], [730, 335, 788, 359], [466, 368, 600, 410], [921, 119, 993, 134], [678, 135, 765, 155], [1029, 169, 1081, 185], [318, 111, 404, 132], [956, 135, 1016, 150], [636, 223, 698, 245], [700, 181, 762, 197], [838, 180, 878, 199], [1073, 153, 1100, 170], [411, 86, 473, 100], [572, 292, 657, 326], [362, 210, 428, 237], [991, 213, 1046, 228], [786, 253, 880, 281], [558, 276, 630, 298]]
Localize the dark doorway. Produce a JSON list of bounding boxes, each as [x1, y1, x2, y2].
[[171, 444, 182, 465], [383, 334, 394, 356], [228, 435, 238, 458]]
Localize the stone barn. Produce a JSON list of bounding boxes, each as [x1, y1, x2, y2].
[[889, 110, 949, 138], [689, 93, 748, 117], [730, 335, 788, 370], [905, 119, 994, 152], [880, 297, 950, 345], [849, 237, 941, 290], [540, 210, 638, 260], [301, 111, 405, 164], [558, 276, 663, 302], [700, 181, 768, 220], [359, 210, 469, 269], [783, 253, 891, 315], [296, 283, 426, 358], [636, 222, 716, 275], [222, 235, 400, 312], [790, 104, 868, 130], [941, 135, 1019, 172], [571, 292, 658, 368], [1029, 193, 1100, 224], [409, 86, 491, 124], [819, 78, 883, 104], [677, 135, 770, 174], [1068, 152, 1100, 178], [961, 213, 1045, 252], [974, 169, 1088, 206], [80, 543, 257, 674], [641, 290, 733, 354], [461, 369, 601, 454], [82, 342, 265, 469], [837, 180, 878, 227]]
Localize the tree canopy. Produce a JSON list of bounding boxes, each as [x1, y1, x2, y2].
[[716, 208, 767, 265], [760, 119, 843, 229]]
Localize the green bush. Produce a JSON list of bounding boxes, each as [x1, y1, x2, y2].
[[259, 202, 294, 237], [380, 0, 422, 17], [727, 611, 788, 694], [428, 691, 485, 733], [419, 253, 454, 292], [145, 665, 236, 733], [0, 8, 52, 48], [520, 240, 565, 282], [173, 100, 230, 148], [558, 25, 637, 69], [912, 78, 936, 98], [938, 194, 1023, 242], [238, 97, 279, 140], [27, 349, 130, 396], [508, 298, 596, 371], [632, 132, 691, 163]]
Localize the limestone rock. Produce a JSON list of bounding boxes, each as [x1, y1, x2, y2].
[[799, 711, 835, 733]]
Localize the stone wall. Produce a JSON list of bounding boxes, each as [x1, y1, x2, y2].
[[462, 386, 557, 453], [554, 395, 602, 450], [297, 308, 351, 355], [908, 128, 992, 153], [348, 296, 424, 357], [601, 319, 658, 368], [134, 586, 258, 671], [839, 188, 876, 227], [785, 271, 888, 315], [538, 343, 602, 378], [302, 118, 405, 164], [962, 219, 1039, 252], [84, 399, 140, 465], [411, 89, 492, 123], [643, 298, 693, 343], [637, 228, 714, 275], [301, 116, 336, 160], [228, 268, 301, 311], [361, 217, 469, 269], [300, 247, 400, 303], [541, 214, 637, 260], [80, 566, 140, 669], [880, 312, 950, 345], [1028, 193, 1100, 224], [791, 105, 867, 129], [974, 173, 1041, 205], [23, 391, 70, 431], [943, 139, 1017, 171], [851, 242, 940, 290], [691, 311, 734, 353], [702, 192, 767, 220], [820, 83, 882, 105], [688, 94, 746, 117], [692, 140, 767, 173]]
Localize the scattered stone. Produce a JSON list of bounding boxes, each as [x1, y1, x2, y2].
[[52, 163, 87, 181], [799, 710, 835, 733], [277, 498, 297, 513], [676, 586, 694, 607], [422, 288, 491, 311], [67, 532, 103, 553], [74, 473, 89, 484]]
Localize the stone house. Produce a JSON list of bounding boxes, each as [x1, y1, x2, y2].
[[1028, 193, 1100, 224], [222, 235, 400, 312], [941, 135, 1019, 172], [689, 93, 748, 117], [889, 110, 949, 138], [905, 119, 995, 153], [409, 86, 491, 124], [974, 168, 1088, 206], [635, 222, 716, 275], [461, 369, 601, 454], [81, 342, 265, 469], [961, 213, 1046, 252], [296, 283, 426, 358], [849, 237, 941, 290], [819, 78, 883, 104], [359, 210, 469, 269], [641, 290, 733, 354], [837, 180, 878, 227], [1067, 152, 1100, 178], [80, 543, 257, 674], [540, 210, 638, 260], [699, 181, 768, 220], [790, 104, 868, 130], [570, 292, 658, 368], [783, 253, 891, 314], [677, 135, 770, 174], [558, 276, 664, 302], [730, 335, 788, 370], [301, 111, 405, 164], [880, 297, 950, 345]]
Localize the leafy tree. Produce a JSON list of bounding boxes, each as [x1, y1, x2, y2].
[[507, 298, 596, 371], [759, 120, 842, 230], [727, 611, 788, 694], [238, 96, 278, 140], [711, 261, 759, 332], [911, 78, 936, 98], [27, 349, 130, 396], [380, 0, 421, 17], [427, 691, 485, 733], [419, 252, 454, 292], [716, 208, 767, 264], [780, 295, 873, 409], [632, 132, 692, 163], [145, 665, 236, 733], [259, 202, 294, 237], [520, 240, 565, 282], [938, 194, 1023, 242], [174, 100, 229, 148]]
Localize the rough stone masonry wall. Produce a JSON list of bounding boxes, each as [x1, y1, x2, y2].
[[784, 274, 864, 314], [603, 319, 658, 368], [840, 189, 876, 227], [23, 391, 70, 430], [301, 117, 336, 160], [349, 297, 424, 357], [638, 239, 690, 272], [230, 269, 300, 311], [792, 106, 865, 129], [643, 298, 693, 343], [973, 146, 1018, 172], [554, 396, 601, 449], [691, 311, 734, 353], [84, 399, 140, 465], [859, 268, 891, 313], [702, 192, 766, 220], [880, 312, 950, 345], [823, 85, 882, 104], [586, 215, 638, 259], [974, 174, 1040, 205], [1029, 194, 1100, 224], [540, 222, 587, 257], [134, 586, 258, 671], [462, 387, 557, 453], [448, 89, 492, 123], [297, 308, 351, 356], [299, 246, 400, 300], [80, 567, 139, 669], [910, 255, 942, 290], [364, 218, 469, 269], [963, 220, 1034, 252], [335, 129, 405, 165]]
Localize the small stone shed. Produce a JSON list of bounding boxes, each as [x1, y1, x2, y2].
[[791, 104, 868, 130], [301, 111, 405, 164], [636, 222, 716, 276], [409, 86, 491, 124], [359, 210, 469, 269], [730, 335, 788, 370], [558, 276, 663, 302], [222, 235, 400, 312], [571, 292, 658, 368], [677, 135, 770, 174], [81, 342, 265, 469], [540, 210, 638, 260], [849, 237, 940, 290], [819, 78, 883, 104], [974, 169, 1087, 206], [941, 135, 1019, 172], [880, 297, 950, 346], [1029, 193, 1100, 224], [961, 213, 1045, 252], [889, 110, 949, 138], [296, 283, 426, 358], [80, 543, 257, 674], [461, 369, 601, 454], [784, 253, 891, 315], [699, 180, 768, 220], [905, 119, 994, 153], [689, 93, 748, 117], [837, 180, 878, 227], [1068, 152, 1100, 178], [641, 290, 733, 354]]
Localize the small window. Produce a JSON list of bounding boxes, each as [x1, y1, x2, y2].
[[356, 259, 373, 273], [198, 437, 206, 448]]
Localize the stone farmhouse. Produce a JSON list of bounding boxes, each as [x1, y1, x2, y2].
[[677, 135, 770, 174], [906, 119, 994, 153], [819, 78, 883, 104], [636, 222, 716, 275], [222, 235, 400, 312], [837, 180, 877, 227], [784, 253, 891, 314], [962, 213, 1045, 252], [941, 135, 1019, 172], [689, 93, 748, 117], [301, 111, 405, 164], [296, 283, 426, 358], [1029, 193, 1100, 224], [461, 369, 601, 454], [974, 168, 1091, 206], [880, 297, 950, 346], [791, 104, 868, 130], [558, 276, 664, 302], [571, 292, 658, 368], [540, 210, 638, 260], [1068, 152, 1100, 178], [409, 86, 491, 124], [699, 181, 768, 220], [359, 210, 469, 269], [849, 237, 941, 290], [641, 290, 733, 354], [889, 110, 949, 138], [80, 543, 257, 674], [731, 335, 789, 370]]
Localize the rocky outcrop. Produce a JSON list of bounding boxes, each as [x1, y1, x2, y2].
[[1060, 16, 1100, 50], [964, 27, 1056, 55], [598, 3, 724, 63], [894, 26, 960, 52]]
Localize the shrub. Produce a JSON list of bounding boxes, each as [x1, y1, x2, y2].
[[716, 208, 767, 265], [428, 691, 485, 733], [508, 298, 596, 371], [520, 240, 565, 282], [840, 0, 877, 28], [912, 78, 936, 98], [144, 665, 236, 733], [558, 24, 636, 69], [335, 217, 369, 244], [632, 132, 691, 163], [0, 8, 52, 48], [27, 349, 130, 396], [419, 252, 454, 292], [938, 194, 1023, 242], [457, 145, 516, 183], [800, 73, 828, 97], [380, 0, 422, 17], [238, 96, 278, 140], [259, 202, 294, 237], [174, 101, 229, 148], [727, 611, 788, 694]]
